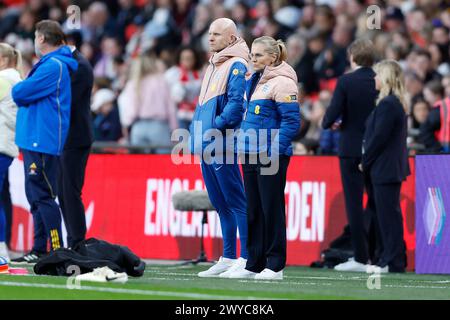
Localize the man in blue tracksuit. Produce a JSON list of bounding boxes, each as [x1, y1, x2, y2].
[[11, 20, 78, 264], [190, 18, 249, 278]]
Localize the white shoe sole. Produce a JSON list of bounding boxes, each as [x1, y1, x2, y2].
[[335, 267, 368, 272], [10, 261, 37, 265], [218, 272, 232, 278], [219, 269, 247, 278], [198, 272, 225, 278], [76, 275, 107, 283], [254, 276, 283, 280], [228, 273, 256, 279]]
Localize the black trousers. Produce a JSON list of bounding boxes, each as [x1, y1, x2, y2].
[[1, 171, 12, 246], [339, 157, 373, 264], [58, 146, 91, 248], [242, 155, 290, 273], [372, 182, 406, 272], [364, 174, 382, 265]]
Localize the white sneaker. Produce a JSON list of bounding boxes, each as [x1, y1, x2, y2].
[[198, 256, 236, 278], [254, 268, 283, 280], [76, 266, 128, 283], [334, 258, 369, 272], [0, 242, 9, 263], [219, 257, 247, 278], [227, 268, 258, 279], [366, 265, 389, 274]]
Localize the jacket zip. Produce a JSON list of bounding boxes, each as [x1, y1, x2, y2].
[[51, 58, 63, 154], [244, 70, 264, 120], [200, 63, 216, 106]]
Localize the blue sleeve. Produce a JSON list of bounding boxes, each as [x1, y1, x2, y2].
[[215, 61, 247, 130], [276, 101, 301, 155], [319, 129, 332, 153], [12, 61, 60, 106]]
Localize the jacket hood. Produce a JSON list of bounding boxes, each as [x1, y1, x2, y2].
[[43, 45, 78, 72], [259, 61, 298, 84], [211, 38, 249, 66]]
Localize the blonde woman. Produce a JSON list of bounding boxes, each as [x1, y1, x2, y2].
[[235, 36, 300, 280], [361, 60, 410, 273], [118, 52, 177, 153], [0, 43, 22, 261]]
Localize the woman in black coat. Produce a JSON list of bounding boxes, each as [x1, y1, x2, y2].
[[361, 60, 410, 273]]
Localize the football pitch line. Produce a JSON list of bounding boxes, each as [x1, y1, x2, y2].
[[0, 281, 271, 300], [141, 276, 335, 286], [149, 270, 368, 281], [140, 270, 450, 289], [147, 267, 450, 285]]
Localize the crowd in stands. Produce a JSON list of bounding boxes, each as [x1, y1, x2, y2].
[[1, 0, 449, 155]]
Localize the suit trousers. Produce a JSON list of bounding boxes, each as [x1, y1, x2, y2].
[[339, 157, 370, 264], [372, 182, 406, 272], [242, 155, 290, 273], [58, 146, 91, 248]]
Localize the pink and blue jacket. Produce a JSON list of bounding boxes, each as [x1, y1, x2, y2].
[[238, 61, 300, 156], [189, 38, 249, 155]]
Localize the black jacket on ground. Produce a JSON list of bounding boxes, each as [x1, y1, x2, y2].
[[34, 238, 146, 277], [322, 67, 378, 157], [64, 49, 94, 149], [362, 95, 410, 184]]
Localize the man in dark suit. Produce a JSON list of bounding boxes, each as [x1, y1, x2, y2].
[[58, 41, 94, 248], [322, 38, 378, 272]]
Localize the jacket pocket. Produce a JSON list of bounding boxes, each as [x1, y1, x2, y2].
[[198, 101, 218, 132]]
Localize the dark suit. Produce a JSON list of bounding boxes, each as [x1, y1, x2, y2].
[[322, 67, 378, 264], [362, 94, 410, 272], [58, 49, 94, 248]]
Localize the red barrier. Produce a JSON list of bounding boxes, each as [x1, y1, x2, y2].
[[9, 155, 415, 269]]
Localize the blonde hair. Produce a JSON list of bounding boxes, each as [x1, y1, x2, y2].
[[130, 53, 160, 80], [253, 36, 287, 65], [374, 60, 407, 112], [129, 53, 160, 95], [0, 43, 24, 78]]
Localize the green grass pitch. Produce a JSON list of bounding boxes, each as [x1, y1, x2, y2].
[[0, 263, 449, 300]]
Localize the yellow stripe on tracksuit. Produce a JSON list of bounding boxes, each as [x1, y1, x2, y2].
[[50, 230, 55, 249], [50, 229, 61, 250]]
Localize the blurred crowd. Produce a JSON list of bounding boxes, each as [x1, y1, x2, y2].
[[0, 0, 449, 154]]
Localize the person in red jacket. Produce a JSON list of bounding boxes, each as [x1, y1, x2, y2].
[[419, 96, 450, 153]]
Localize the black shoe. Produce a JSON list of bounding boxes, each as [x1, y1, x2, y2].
[[11, 250, 46, 265]]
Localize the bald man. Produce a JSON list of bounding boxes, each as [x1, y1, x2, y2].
[[189, 19, 249, 278]]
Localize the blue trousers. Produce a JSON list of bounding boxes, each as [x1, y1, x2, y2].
[[201, 156, 248, 259], [0, 154, 13, 242], [22, 150, 63, 252]]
